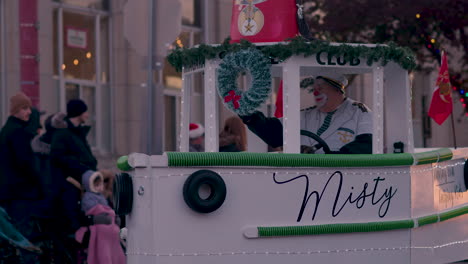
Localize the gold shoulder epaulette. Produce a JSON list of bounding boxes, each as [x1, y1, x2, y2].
[[352, 102, 369, 113]]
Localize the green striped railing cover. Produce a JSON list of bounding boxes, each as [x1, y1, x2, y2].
[[166, 148, 452, 167], [167, 152, 414, 167], [255, 205, 468, 238], [117, 148, 454, 170], [413, 148, 453, 165]]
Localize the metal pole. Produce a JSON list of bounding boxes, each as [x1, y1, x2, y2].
[[450, 113, 458, 149], [95, 15, 103, 150], [0, 0, 6, 124], [154, 65, 163, 154], [146, 0, 154, 154], [109, 2, 115, 154], [58, 8, 65, 112], [153, 0, 163, 155]]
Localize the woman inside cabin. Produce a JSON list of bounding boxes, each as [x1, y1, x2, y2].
[[219, 116, 247, 152]]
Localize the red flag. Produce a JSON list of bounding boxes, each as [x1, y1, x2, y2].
[[428, 52, 453, 125], [274, 81, 283, 118], [230, 0, 299, 43]]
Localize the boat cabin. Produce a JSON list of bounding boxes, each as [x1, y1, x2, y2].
[[178, 42, 414, 154]]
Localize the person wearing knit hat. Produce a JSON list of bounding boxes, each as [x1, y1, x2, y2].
[[240, 73, 373, 154], [0, 91, 44, 262], [65, 99, 90, 130], [50, 99, 102, 259], [9, 91, 32, 121], [50, 97, 96, 181], [189, 123, 205, 152], [67, 99, 88, 118]]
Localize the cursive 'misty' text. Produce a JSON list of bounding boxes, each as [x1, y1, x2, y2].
[[273, 171, 397, 222]]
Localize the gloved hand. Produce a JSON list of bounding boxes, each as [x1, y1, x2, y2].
[[301, 145, 316, 154], [120, 227, 128, 241], [92, 213, 112, 225]]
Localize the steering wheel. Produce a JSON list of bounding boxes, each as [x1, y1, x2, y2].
[[300, 130, 332, 154]]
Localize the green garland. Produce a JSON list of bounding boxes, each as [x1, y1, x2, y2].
[[167, 37, 417, 72], [217, 49, 272, 116]]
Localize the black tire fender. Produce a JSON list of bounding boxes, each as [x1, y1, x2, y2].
[[183, 170, 227, 214], [113, 173, 133, 216]]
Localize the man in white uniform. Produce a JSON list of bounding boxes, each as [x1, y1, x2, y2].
[[240, 74, 373, 154]]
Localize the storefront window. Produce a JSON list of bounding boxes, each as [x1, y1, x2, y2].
[[165, 95, 178, 151], [182, 0, 201, 26], [163, 0, 204, 151], [53, 6, 110, 151], [63, 12, 96, 81], [53, 0, 109, 10], [163, 30, 202, 89], [100, 17, 109, 83]]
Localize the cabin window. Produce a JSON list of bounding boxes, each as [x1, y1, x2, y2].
[[52, 4, 111, 152]]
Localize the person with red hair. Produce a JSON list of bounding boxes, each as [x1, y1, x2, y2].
[[219, 116, 247, 152]]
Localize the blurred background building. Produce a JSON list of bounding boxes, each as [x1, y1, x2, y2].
[[0, 0, 467, 168]]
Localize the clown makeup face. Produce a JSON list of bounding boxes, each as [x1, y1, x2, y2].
[[313, 90, 328, 108], [312, 79, 333, 108]]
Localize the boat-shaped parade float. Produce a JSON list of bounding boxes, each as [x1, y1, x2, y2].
[[114, 1, 468, 263]]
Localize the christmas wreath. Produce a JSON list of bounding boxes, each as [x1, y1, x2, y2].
[[217, 48, 272, 116]]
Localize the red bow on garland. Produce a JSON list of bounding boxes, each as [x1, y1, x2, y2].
[[224, 90, 241, 109]]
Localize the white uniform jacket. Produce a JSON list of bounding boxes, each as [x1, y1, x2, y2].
[[300, 98, 373, 153]]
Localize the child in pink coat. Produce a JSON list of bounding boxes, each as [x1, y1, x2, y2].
[[76, 170, 125, 264]]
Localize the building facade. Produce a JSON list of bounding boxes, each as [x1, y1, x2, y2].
[[0, 0, 466, 169]]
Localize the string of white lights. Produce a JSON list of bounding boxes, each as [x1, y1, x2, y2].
[[204, 60, 220, 152], [179, 67, 186, 152], [407, 73, 415, 152], [130, 160, 465, 179], [126, 238, 468, 256], [374, 67, 384, 154]]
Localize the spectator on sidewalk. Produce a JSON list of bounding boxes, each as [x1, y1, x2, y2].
[[0, 91, 44, 263], [50, 99, 111, 262], [51, 99, 97, 182], [75, 170, 125, 264], [31, 112, 67, 200]]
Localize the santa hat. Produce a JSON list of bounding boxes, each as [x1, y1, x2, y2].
[[189, 123, 204, 139]]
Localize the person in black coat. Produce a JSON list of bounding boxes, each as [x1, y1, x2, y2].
[[32, 111, 111, 262], [48, 100, 111, 262], [0, 92, 39, 206], [51, 101, 110, 220], [51, 99, 97, 183], [31, 112, 67, 201], [0, 92, 44, 263]]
